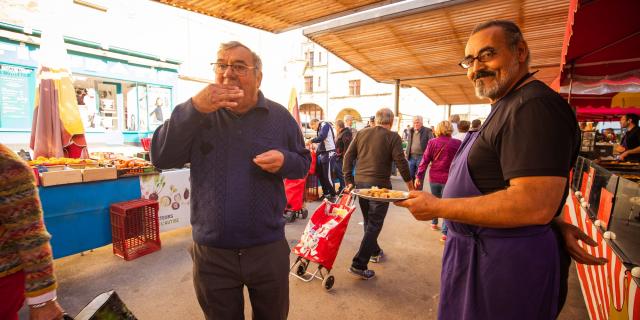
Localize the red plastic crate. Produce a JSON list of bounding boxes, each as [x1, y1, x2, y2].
[[305, 175, 319, 202], [140, 138, 151, 151], [110, 199, 161, 261]]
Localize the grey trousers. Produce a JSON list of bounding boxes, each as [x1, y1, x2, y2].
[[191, 239, 290, 320]]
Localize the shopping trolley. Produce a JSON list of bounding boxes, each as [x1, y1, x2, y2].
[[283, 177, 309, 223], [290, 191, 357, 290]]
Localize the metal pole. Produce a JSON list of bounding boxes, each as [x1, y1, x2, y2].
[[326, 51, 329, 120], [394, 79, 400, 115]]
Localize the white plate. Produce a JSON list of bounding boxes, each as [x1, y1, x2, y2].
[[352, 189, 409, 202]]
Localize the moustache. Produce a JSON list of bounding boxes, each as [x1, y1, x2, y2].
[[473, 70, 496, 81]]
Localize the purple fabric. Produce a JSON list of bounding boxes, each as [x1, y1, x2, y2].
[[438, 108, 561, 320], [415, 136, 461, 184]]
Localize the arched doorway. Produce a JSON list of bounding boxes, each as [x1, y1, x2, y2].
[[300, 103, 324, 122], [335, 108, 362, 122]]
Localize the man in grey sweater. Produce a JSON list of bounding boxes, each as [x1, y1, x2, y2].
[[343, 108, 414, 279]]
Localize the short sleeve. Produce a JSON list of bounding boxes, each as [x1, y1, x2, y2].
[[499, 97, 577, 180]]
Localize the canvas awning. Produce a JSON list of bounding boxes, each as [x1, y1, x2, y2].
[[153, 0, 571, 105], [304, 0, 570, 105], [558, 0, 640, 112], [152, 0, 399, 33]]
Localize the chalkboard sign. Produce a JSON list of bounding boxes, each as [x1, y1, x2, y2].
[[0, 64, 34, 129]]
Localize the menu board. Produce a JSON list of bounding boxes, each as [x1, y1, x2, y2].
[[0, 64, 34, 129]]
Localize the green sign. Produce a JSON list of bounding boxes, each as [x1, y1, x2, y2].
[[0, 64, 34, 129]]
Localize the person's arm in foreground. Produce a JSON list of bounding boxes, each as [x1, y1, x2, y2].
[[0, 148, 64, 319]]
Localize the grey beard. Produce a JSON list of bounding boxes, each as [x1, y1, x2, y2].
[[474, 80, 501, 100], [474, 61, 520, 100]]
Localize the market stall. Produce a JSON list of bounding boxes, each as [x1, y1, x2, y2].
[[568, 157, 640, 319], [30, 155, 191, 259], [558, 0, 640, 318]]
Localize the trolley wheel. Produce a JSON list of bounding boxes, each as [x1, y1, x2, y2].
[[296, 260, 308, 276], [301, 208, 308, 219], [284, 211, 296, 223], [322, 275, 335, 290]]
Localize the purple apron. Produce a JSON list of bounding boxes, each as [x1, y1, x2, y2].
[[439, 76, 560, 320]]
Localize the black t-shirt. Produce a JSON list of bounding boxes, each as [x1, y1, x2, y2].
[[623, 126, 640, 161], [467, 80, 579, 215]]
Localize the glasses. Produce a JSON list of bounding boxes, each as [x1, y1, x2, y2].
[[212, 63, 256, 76], [458, 49, 496, 69]]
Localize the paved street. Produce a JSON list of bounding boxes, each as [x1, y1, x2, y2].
[[23, 177, 588, 319]]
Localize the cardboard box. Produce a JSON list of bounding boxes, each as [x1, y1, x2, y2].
[[40, 168, 83, 187], [83, 167, 117, 182]]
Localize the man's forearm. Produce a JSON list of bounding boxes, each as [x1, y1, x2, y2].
[[626, 146, 640, 155], [428, 177, 565, 228]]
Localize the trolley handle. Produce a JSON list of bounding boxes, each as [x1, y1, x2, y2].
[[334, 189, 356, 207]]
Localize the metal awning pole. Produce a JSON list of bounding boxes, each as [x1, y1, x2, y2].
[[394, 79, 400, 116]]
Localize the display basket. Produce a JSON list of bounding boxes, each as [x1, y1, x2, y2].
[[110, 199, 161, 261]]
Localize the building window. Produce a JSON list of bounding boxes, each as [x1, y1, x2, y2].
[[318, 52, 322, 64], [349, 80, 361, 96], [318, 76, 321, 88], [305, 51, 314, 67], [305, 76, 313, 93]]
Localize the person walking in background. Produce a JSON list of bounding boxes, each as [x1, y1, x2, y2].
[[343, 108, 414, 280], [364, 116, 375, 129], [403, 125, 411, 141], [449, 114, 461, 136], [469, 119, 481, 132], [151, 41, 310, 320], [0, 143, 65, 320], [406, 115, 434, 180], [453, 120, 470, 140], [344, 115, 357, 135], [414, 121, 461, 241], [335, 119, 353, 194], [308, 118, 338, 201]]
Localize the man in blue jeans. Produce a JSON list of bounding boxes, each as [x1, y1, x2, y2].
[[343, 108, 413, 279], [405, 115, 433, 180]]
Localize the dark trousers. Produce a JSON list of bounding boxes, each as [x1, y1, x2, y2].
[[334, 157, 345, 191], [191, 239, 290, 320], [429, 182, 447, 235], [352, 182, 391, 270], [317, 152, 336, 197]]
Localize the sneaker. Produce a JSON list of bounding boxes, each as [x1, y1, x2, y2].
[[369, 250, 384, 263], [322, 194, 337, 202], [348, 266, 375, 280], [440, 235, 447, 243], [430, 224, 440, 231]]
